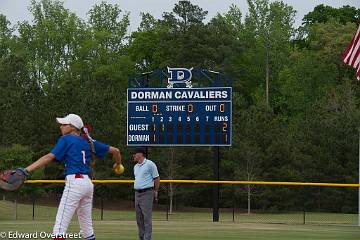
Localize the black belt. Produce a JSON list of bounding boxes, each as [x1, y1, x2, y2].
[[135, 187, 153, 193]]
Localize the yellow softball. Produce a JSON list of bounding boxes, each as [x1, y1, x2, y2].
[[113, 163, 124, 175]]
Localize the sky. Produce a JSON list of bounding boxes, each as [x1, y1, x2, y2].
[[0, 0, 359, 32]]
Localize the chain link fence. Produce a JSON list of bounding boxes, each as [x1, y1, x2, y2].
[[0, 182, 358, 226]]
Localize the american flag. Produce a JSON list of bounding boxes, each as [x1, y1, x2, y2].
[[342, 25, 360, 80]]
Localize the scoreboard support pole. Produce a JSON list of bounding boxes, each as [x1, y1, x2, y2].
[[213, 146, 220, 222], [145, 146, 149, 159]]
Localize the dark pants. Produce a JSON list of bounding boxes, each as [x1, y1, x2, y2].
[[135, 190, 154, 240]]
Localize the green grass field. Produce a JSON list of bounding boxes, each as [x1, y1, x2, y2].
[[1, 220, 360, 240], [1, 200, 359, 240]]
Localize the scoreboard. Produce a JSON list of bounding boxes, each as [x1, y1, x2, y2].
[[127, 87, 232, 146]]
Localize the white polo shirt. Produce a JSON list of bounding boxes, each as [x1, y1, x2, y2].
[[134, 159, 159, 190]]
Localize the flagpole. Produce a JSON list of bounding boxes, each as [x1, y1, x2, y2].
[[358, 129, 360, 227]]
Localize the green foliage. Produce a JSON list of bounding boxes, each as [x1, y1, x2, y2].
[[303, 4, 360, 26], [165, 0, 208, 31], [0, 144, 33, 170], [0, 0, 359, 213]]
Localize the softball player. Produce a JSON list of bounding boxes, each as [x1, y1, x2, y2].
[[24, 114, 121, 240]]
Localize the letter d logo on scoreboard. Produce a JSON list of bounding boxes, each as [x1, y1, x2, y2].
[[167, 67, 193, 88]]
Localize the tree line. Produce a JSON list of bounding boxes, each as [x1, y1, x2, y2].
[[0, 0, 360, 213]]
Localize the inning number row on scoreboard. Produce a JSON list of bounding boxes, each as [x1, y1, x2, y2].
[[127, 87, 232, 146]]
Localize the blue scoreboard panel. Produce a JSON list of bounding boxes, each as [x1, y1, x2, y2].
[[127, 87, 232, 146]]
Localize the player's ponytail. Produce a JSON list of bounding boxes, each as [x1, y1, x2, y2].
[[82, 124, 96, 179]]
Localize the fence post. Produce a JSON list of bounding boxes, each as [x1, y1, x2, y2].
[[232, 206, 235, 222], [303, 192, 306, 225], [303, 209, 306, 224], [301, 186, 306, 225], [14, 193, 18, 220], [32, 194, 35, 220], [166, 183, 169, 221], [101, 196, 104, 221], [233, 191, 235, 222]]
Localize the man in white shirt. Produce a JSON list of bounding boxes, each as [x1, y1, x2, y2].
[[133, 147, 160, 240]]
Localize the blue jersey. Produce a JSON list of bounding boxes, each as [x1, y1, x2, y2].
[[51, 134, 109, 176]]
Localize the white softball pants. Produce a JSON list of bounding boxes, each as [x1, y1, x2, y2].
[[53, 174, 95, 240]]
